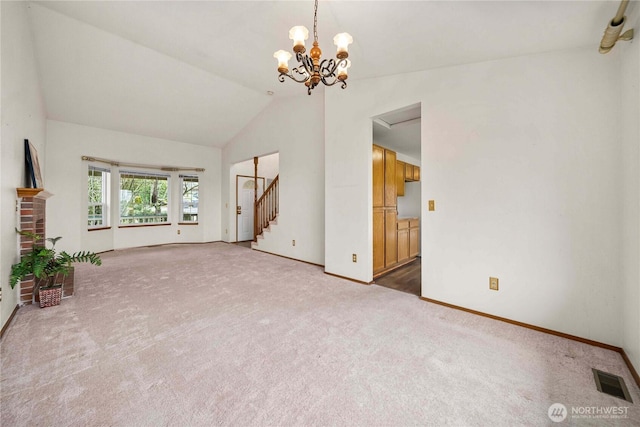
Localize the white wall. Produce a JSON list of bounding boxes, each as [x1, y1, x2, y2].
[[45, 120, 220, 254], [222, 95, 324, 265], [0, 1, 47, 328], [620, 12, 640, 377], [326, 47, 624, 346]]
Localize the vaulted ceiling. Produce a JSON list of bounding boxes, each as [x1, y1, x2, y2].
[[27, 1, 617, 148]]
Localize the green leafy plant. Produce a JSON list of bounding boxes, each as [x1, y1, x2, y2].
[[10, 230, 102, 290]]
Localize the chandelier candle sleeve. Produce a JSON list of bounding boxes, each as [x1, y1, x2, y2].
[[333, 33, 353, 59], [337, 59, 351, 80], [274, 50, 292, 74], [289, 26, 309, 52]]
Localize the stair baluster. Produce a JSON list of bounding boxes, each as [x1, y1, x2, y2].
[[254, 175, 279, 241]]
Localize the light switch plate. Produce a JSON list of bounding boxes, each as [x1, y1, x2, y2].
[[428, 200, 435, 211], [490, 277, 499, 291]]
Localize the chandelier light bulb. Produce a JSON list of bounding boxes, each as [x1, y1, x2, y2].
[[289, 26, 309, 52], [273, 50, 292, 74], [333, 32, 353, 59]]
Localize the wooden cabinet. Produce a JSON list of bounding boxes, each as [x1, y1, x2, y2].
[[409, 219, 420, 258], [413, 166, 420, 181], [397, 219, 409, 262], [397, 218, 419, 263], [373, 145, 419, 276], [373, 145, 398, 274], [404, 163, 413, 182], [396, 161, 405, 197], [373, 208, 385, 272], [384, 149, 397, 207], [402, 162, 421, 183], [384, 209, 397, 267], [372, 145, 385, 208]]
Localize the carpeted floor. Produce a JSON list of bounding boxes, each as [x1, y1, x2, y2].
[[1, 243, 638, 426]]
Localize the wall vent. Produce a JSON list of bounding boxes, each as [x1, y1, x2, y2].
[[592, 368, 633, 403]]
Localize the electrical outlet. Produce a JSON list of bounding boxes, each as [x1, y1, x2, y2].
[[292, 240, 296, 246], [428, 200, 435, 211], [489, 277, 499, 291], [177, 229, 181, 235], [352, 254, 357, 262]]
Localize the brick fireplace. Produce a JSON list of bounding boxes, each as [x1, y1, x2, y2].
[[16, 188, 73, 305]]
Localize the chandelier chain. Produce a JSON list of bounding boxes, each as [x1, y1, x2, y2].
[[313, 0, 318, 43]]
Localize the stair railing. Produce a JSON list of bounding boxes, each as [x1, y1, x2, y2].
[[254, 174, 279, 241]]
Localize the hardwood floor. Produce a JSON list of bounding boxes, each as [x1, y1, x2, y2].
[[373, 257, 421, 296]]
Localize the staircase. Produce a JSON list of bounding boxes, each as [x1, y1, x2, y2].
[[251, 214, 279, 249], [252, 174, 279, 247]]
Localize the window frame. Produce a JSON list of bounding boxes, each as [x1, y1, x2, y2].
[[119, 170, 171, 227], [88, 165, 111, 229], [179, 174, 199, 224]]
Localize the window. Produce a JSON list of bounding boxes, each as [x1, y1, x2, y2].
[[88, 166, 110, 228], [119, 171, 170, 225], [180, 175, 199, 223]]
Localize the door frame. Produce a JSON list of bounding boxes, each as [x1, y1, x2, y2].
[[235, 174, 265, 242]]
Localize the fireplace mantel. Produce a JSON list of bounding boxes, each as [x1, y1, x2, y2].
[[16, 188, 53, 199]]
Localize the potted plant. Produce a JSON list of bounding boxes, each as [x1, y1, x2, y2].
[[10, 230, 102, 307]]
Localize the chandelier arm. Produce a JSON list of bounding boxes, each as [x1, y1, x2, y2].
[[279, 71, 309, 84], [296, 51, 315, 76], [320, 58, 347, 77], [319, 59, 337, 78]]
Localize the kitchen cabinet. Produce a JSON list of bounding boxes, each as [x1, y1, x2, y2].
[[396, 160, 405, 197]]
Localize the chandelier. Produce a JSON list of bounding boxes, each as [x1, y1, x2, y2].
[[273, 0, 353, 95]]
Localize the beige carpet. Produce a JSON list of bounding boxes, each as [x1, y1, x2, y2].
[[1, 243, 638, 426]]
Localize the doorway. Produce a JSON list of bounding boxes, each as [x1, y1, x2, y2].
[[235, 175, 265, 242], [371, 104, 422, 296]]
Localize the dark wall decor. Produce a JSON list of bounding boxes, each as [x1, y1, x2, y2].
[[24, 139, 43, 188]]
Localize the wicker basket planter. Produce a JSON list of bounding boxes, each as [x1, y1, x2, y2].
[[10, 232, 101, 309], [39, 285, 62, 308]]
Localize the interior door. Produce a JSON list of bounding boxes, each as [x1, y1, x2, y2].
[[236, 176, 264, 242]]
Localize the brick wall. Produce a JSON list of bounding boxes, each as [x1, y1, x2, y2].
[[17, 192, 74, 305], [19, 195, 46, 305]]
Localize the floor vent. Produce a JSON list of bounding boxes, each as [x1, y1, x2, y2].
[[592, 369, 633, 403]]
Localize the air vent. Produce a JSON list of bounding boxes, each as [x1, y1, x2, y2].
[[592, 368, 633, 403]]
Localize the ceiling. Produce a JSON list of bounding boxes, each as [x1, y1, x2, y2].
[[26, 1, 620, 148], [373, 105, 422, 160]]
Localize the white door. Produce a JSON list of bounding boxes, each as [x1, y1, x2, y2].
[[237, 177, 264, 241]]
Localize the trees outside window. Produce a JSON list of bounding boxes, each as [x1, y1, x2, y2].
[[119, 171, 169, 225], [88, 166, 110, 227], [180, 175, 199, 223]]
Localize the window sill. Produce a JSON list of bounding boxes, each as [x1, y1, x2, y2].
[[118, 223, 172, 228], [88, 226, 111, 232]]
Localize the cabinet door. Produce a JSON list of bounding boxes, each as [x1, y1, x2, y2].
[[398, 228, 409, 262], [396, 160, 405, 197], [405, 163, 413, 182], [384, 209, 397, 267], [384, 149, 397, 207], [409, 226, 420, 258], [373, 145, 385, 208], [413, 165, 420, 182], [373, 208, 385, 272]]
